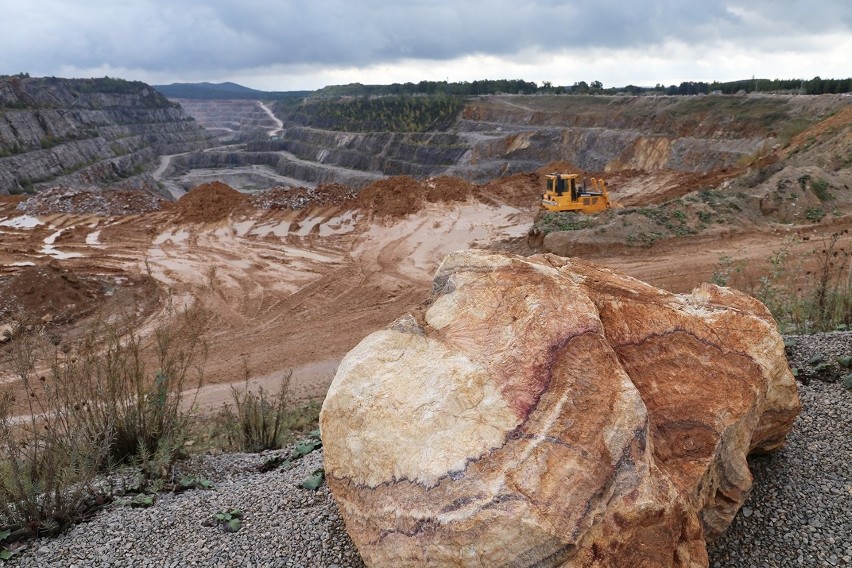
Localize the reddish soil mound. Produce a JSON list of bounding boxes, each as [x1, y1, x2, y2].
[[174, 182, 250, 223], [16, 186, 166, 216], [0, 262, 101, 325], [425, 176, 474, 204], [359, 174, 540, 215], [480, 172, 542, 208], [314, 183, 359, 205], [358, 176, 426, 218]]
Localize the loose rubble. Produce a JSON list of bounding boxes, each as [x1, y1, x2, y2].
[[252, 183, 358, 210], [173, 181, 250, 223], [783, 331, 852, 384], [707, 378, 852, 568], [11, 447, 364, 568], [16, 186, 166, 216]]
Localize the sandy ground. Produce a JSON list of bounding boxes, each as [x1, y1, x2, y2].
[[2, 179, 851, 418], [0, 191, 534, 414]]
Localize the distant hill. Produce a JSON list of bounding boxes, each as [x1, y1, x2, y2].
[[154, 81, 312, 100]]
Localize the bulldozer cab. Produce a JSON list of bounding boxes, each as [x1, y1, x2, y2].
[[541, 173, 611, 214], [550, 175, 579, 201]]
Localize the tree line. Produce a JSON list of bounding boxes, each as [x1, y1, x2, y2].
[[315, 77, 850, 97], [314, 79, 539, 97]]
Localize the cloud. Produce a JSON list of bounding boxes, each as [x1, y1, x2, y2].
[[1, 0, 849, 87]]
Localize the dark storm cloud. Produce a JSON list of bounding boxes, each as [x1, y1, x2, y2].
[[1, 0, 850, 76]]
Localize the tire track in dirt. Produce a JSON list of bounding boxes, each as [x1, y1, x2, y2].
[[7, 175, 848, 417]]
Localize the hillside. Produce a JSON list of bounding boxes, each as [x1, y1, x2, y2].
[[154, 81, 311, 101], [0, 77, 215, 195], [168, 93, 850, 195]]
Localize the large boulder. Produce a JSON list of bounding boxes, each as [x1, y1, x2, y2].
[[321, 250, 800, 567]]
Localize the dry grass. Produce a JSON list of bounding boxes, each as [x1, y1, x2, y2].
[[714, 231, 852, 333], [0, 302, 208, 540], [214, 365, 321, 453]]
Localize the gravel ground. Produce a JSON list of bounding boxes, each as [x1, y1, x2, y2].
[[707, 379, 851, 567], [10, 449, 364, 568], [7, 334, 851, 567]]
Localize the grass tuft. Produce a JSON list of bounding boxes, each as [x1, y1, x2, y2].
[[0, 302, 207, 542]]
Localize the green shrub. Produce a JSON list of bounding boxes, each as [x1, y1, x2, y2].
[[65, 303, 208, 476], [811, 178, 831, 201], [0, 334, 108, 540], [275, 95, 465, 132], [533, 211, 594, 234], [724, 231, 852, 333], [710, 255, 741, 286], [806, 208, 825, 221], [39, 135, 59, 150]]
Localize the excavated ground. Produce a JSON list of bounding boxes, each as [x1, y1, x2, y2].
[[1, 157, 851, 415]]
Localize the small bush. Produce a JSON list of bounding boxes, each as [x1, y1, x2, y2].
[[216, 370, 320, 453], [811, 178, 831, 201], [806, 208, 825, 221], [0, 303, 208, 542], [0, 334, 108, 540], [533, 211, 594, 234], [710, 255, 741, 286], [721, 231, 852, 333], [67, 303, 208, 476]]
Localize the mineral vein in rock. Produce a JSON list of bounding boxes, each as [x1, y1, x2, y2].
[[321, 250, 800, 568]]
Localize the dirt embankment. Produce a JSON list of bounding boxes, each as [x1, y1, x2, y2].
[[173, 181, 250, 223], [0, 262, 102, 325]]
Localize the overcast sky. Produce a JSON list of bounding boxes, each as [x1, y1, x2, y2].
[[1, 1, 849, 91]]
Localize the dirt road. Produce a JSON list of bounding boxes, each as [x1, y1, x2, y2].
[[257, 101, 284, 136]]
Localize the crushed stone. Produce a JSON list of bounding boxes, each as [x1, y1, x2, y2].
[[6, 334, 849, 567], [16, 186, 166, 216]]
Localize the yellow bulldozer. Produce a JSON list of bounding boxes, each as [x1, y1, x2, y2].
[[540, 173, 612, 214]]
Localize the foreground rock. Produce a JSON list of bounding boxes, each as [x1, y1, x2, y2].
[[321, 250, 800, 567]]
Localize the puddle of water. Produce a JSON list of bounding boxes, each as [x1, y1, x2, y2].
[[40, 245, 84, 259], [44, 229, 64, 245], [233, 220, 256, 236], [1, 215, 43, 229], [295, 217, 320, 237], [153, 229, 190, 245], [319, 211, 357, 237], [86, 230, 102, 246]]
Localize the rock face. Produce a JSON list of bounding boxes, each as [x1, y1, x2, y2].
[[170, 93, 850, 187], [0, 76, 214, 194], [321, 250, 800, 567]]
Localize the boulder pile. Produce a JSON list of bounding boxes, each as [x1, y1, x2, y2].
[[321, 250, 800, 567]]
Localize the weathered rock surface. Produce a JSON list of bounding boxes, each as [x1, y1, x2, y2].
[[0, 76, 214, 194], [321, 250, 800, 567], [171, 94, 850, 188]]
